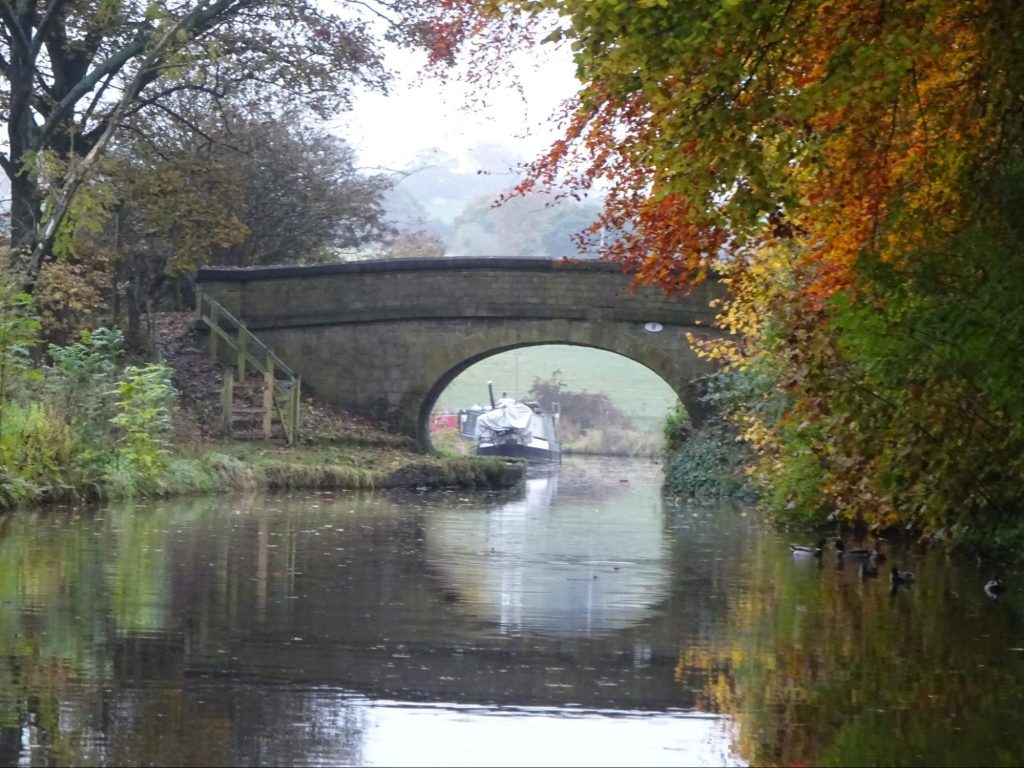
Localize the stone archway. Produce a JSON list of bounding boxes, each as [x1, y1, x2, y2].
[[416, 338, 718, 452]]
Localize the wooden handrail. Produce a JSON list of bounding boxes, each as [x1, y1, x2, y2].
[[197, 289, 301, 444], [198, 292, 296, 378]]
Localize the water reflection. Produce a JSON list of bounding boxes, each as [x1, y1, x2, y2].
[[424, 465, 672, 638], [2, 456, 1024, 766], [361, 701, 740, 767], [0, 457, 745, 766]]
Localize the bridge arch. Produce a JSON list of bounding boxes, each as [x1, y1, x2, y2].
[[196, 258, 724, 450], [419, 340, 710, 451]]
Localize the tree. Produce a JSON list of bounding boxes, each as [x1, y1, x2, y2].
[[426, 0, 1023, 291], [92, 102, 396, 347], [204, 113, 396, 266], [528, 370, 630, 433], [425, 1, 1024, 548], [105, 122, 246, 347], [383, 229, 446, 258], [449, 188, 599, 257], [0, 0, 428, 286]]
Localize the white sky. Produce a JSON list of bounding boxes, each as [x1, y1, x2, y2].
[[336, 41, 579, 175]]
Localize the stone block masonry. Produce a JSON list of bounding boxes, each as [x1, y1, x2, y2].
[[197, 258, 725, 449]]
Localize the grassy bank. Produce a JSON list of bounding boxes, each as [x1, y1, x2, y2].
[[151, 442, 526, 497], [1, 434, 526, 512]]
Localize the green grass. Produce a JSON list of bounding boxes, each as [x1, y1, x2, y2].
[[432, 345, 679, 431]]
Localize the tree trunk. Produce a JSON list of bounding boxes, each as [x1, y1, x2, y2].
[[7, 169, 42, 278], [125, 259, 144, 353]]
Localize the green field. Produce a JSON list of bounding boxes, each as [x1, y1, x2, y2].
[[432, 345, 680, 431]]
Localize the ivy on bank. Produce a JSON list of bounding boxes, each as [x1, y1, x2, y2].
[[661, 371, 759, 504]]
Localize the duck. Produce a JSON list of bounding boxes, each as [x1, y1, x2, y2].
[[870, 540, 887, 563], [984, 576, 1006, 599], [790, 538, 827, 558], [859, 557, 880, 580], [835, 538, 873, 559], [890, 566, 916, 590]]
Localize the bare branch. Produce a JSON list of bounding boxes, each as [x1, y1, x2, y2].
[[129, 96, 222, 145], [35, 36, 148, 146], [347, 0, 401, 27], [36, 0, 250, 147], [0, 1, 33, 54], [28, 0, 67, 60]]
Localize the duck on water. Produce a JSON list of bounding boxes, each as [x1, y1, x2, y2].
[[985, 576, 1006, 599], [790, 538, 827, 558], [834, 538, 887, 561], [890, 566, 916, 592], [791, 536, 1010, 598]]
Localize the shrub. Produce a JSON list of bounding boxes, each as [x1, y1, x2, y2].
[[528, 370, 661, 456], [663, 417, 756, 503], [662, 370, 760, 503], [45, 326, 122, 435], [108, 363, 177, 492], [0, 284, 41, 446]]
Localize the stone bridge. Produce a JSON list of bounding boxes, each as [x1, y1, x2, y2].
[[195, 258, 724, 449]]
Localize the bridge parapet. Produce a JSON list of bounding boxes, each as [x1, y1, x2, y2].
[[197, 257, 720, 329]]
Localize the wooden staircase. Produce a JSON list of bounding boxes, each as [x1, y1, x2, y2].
[[197, 291, 301, 444]]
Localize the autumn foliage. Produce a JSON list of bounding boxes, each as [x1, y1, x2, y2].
[[426, 0, 1024, 552]]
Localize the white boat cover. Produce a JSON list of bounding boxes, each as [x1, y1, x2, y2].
[[475, 402, 536, 439]]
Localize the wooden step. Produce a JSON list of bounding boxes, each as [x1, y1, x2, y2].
[[231, 415, 264, 428], [231, 427, 284, 440], [208, 382, 268, 394], [231, 430, 269, 440]]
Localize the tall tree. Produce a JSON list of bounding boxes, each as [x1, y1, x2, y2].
[[91, 102, 396, 347], [0, 0, 427, 285], [206, 114, 395, 266], [425, 1, 1024, 544], [425, 0, 1024, 292]]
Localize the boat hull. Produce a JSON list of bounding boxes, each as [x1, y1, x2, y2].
[[477, 442, 561, 462]]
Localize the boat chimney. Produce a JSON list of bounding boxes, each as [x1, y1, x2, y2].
[[487, 381, 496, 409]]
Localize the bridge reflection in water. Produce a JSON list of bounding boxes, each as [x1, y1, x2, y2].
[[0, 456, 748, 766], [196, 457, 730, 716], [425, 467, 672, 639], [10, 453, 1024, 765]]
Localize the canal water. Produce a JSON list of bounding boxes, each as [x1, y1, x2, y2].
[[1, 455, 1023, 766]]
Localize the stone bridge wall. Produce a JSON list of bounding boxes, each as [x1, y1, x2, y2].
[[196, 258, 724, 447]]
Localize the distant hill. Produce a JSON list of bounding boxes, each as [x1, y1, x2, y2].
[[381, 153, 603, 259], [388, 161, 511, 225]]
